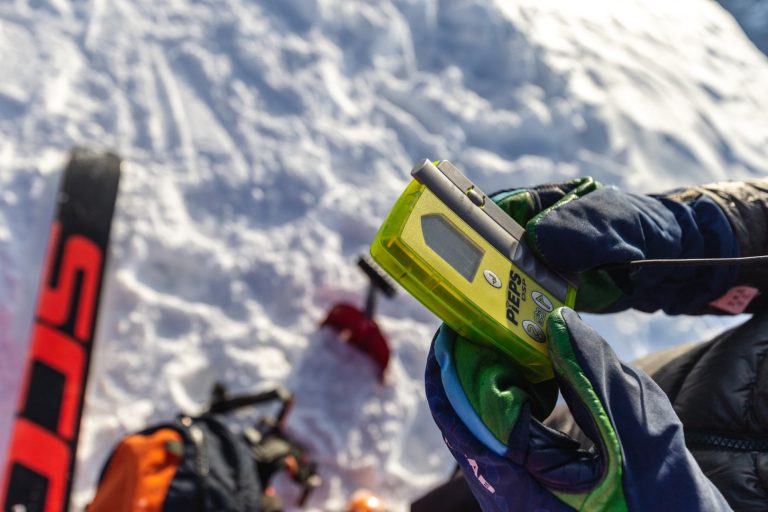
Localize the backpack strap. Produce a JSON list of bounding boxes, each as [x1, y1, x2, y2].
[[206, 383, 293, 428], [205, 383, 320, 506]]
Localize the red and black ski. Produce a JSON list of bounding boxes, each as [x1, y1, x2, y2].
[[1, 148, 121, 512]]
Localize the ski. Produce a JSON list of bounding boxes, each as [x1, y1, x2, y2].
[[1, 148, 121, 512]]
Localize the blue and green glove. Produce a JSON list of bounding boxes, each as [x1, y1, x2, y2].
[[426, 309, 731, 511], [492, 178, 740, 314]]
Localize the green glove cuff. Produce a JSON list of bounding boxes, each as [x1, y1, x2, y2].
[[573, 270, 625, 312], [546, 309, 626, 511]]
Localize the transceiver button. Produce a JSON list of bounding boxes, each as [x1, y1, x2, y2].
[[531, 291, 554, 312], [466, 187, 485, 207], [523, 320, 546, 343], [483, 269, 502, 288]]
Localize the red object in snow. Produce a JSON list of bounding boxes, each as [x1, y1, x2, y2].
[[321, 256, 396, 381], [321, 303, 390, 380]]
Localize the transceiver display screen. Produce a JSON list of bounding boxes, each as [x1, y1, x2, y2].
[[421, 214, 483, 281]]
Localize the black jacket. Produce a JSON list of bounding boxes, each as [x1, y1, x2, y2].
[[642, 314, 768, 510]]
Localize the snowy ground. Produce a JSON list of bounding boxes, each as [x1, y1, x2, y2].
[[1, 0, 767, 510]]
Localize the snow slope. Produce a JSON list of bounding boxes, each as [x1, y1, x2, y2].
[[1, 0, 767, 510]]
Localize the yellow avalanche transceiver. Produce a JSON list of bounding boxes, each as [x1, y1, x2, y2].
[[370, 160, 578, 382]]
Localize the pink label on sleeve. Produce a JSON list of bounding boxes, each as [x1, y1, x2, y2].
[[709, 286, 760, 314]]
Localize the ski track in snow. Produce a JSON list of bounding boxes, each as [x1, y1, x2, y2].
[[1, 0, 767, 510]]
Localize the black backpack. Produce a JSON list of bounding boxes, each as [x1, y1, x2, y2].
[[88, 384, 320, 512]]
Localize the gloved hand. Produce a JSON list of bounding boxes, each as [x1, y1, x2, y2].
[[491, 178, 740, 314], [426, 308, 731, 511]]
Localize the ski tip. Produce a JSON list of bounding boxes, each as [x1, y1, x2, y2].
[[68, 146, 122, 172]]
